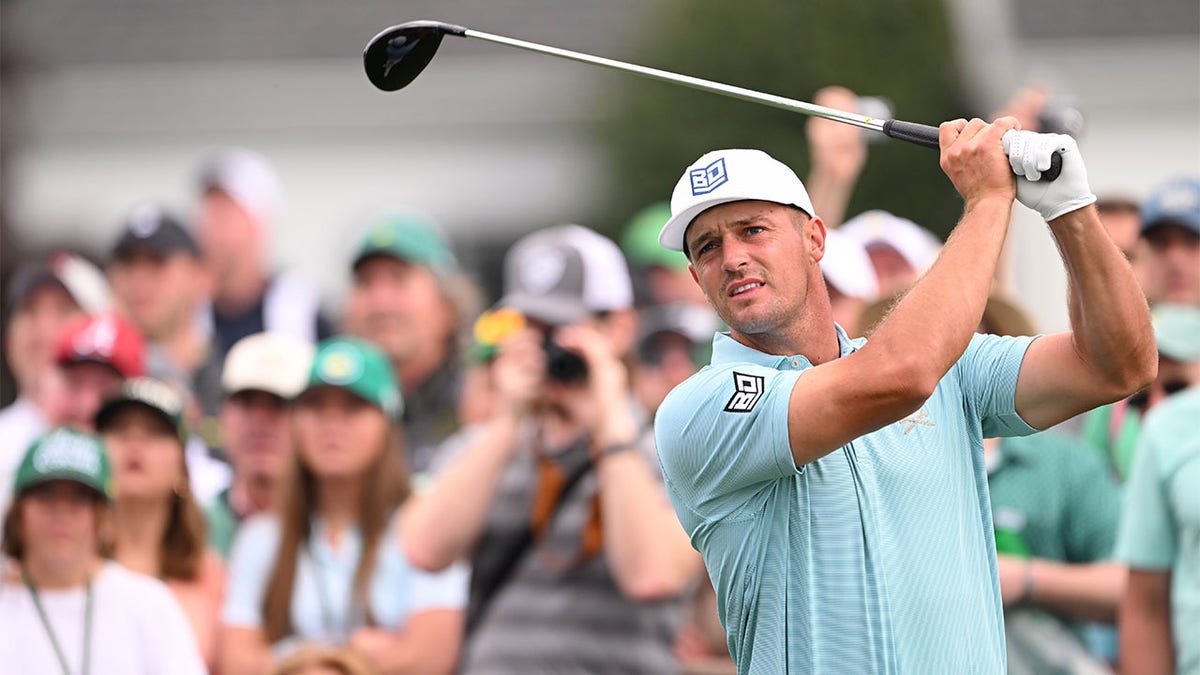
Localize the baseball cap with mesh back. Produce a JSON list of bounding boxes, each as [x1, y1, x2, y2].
[[660, 149, 816, 253]]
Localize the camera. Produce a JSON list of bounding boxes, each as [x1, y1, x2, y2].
[[1037, 102, 1085, 137], [543, 337, 588, 383]]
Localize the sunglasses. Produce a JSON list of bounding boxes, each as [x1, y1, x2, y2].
[[1128, 379, 1191, 413]]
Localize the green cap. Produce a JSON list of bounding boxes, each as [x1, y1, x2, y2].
[[621, 202, 689, 271], [352, 212, 457, 274], [305, 337, 403, 418], [1152, 303, 1200, 362], [94, 377, 188, 444], [14, 427, 114, 501]]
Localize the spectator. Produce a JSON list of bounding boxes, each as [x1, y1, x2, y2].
[[1116, 384, 1200, 674], [0, 426, 206, 674], [106, 203, 223, 443], [206, 332, 315, 558], [819, 227, 879, 337], [1096, 197, 1154, 297], [0, 253, 109, 525], [95, 377, 227, 669], [632, 302, 721, 416], [1139, 177, 1200, 306], [220, 337, 466, 675], [195, 148, 334, 357], [53, 313, 145, 431], [402, 225, 700, 673], [342, 212, 480, 475], [621, 202, 709, 307], [803, 86, 868, 230], [841, 210, 943, 297]]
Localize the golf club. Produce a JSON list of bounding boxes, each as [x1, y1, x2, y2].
[[363, 20, 1061, 181]]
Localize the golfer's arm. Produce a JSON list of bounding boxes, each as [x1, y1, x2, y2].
[[401, 414, 522, 572], [1014, 206, 1157, 430], [1119, 569, 1174, 675], [788, 196, 1014, 465], [1024, 559, 1124, 622]]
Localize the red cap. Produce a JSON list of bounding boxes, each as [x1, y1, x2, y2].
[[54, 313, 146, 378]]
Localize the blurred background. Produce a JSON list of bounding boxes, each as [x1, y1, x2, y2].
[[2, 0, 1198, 404]]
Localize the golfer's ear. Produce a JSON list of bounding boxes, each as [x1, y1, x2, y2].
[[807, 215, 828, 263]]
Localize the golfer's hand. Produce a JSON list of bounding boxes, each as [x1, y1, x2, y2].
[[939, 117, 1020, 209], [1002, 130, 1096, 222]]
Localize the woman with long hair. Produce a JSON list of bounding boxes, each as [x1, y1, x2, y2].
[[95, 377, 227, 669], [220, 337, 466, 675], [0, 426, 206, 674]]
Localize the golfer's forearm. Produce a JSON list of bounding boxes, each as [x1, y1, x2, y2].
[[402, 414, 522, 571], [870, 196, 1012, 390], [1027, 559, 1123, 623], [1050, 206, 1157, 396]]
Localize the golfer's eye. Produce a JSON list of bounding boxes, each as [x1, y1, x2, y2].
[[697, 240, 718, 255], [745, 226, 765, 236]]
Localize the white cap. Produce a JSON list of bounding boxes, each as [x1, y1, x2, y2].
[[659, 149, 815, 253], [221, 332, 315, 399], [820, 228, 879, 301], [501, 224, 634, 326], [198, 148, 284, 224], [841, 210, 942, 275]]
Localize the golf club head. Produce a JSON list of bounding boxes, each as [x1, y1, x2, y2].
[[364, 20, 466, 92]]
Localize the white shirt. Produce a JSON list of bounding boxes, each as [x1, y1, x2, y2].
[[0, 561, 206, 675], [0, 397, 47, 530]]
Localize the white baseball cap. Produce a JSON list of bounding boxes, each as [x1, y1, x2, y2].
[[198, 148, 284, 224], [221, 332, 316, 399], [501, 224, 634, 326], [659, 149, 816, 253], [820, 228, 879, 301], [841, 210, 942, 275]]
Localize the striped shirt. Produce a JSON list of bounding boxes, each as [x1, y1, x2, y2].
[[655, 327, 1038, 674]]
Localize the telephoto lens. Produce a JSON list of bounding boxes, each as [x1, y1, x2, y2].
[[543, 337, 588, 383]]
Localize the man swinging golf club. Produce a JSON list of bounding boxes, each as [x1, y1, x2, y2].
[[652, 120, 1156, 673]]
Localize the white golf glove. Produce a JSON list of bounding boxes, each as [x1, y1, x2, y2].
[[1001, 130, 1096, 222]]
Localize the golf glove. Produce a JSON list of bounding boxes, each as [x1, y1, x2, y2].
[[1002, 130, 1096, 222]]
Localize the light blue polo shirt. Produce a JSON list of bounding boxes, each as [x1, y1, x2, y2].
[[655, 327, 1038, 674]]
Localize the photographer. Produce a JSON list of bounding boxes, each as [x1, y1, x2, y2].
[[401, 225, 702, 674]]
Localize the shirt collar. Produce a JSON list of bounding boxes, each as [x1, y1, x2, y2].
[[710, 323, 865, 370]]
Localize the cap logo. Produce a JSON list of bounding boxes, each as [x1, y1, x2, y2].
[[33, 430, 100, 477], [369, 225, 396, 247], [129, 204, 163, 239], [318, 348, 362, 385], [690, 157, 728, 196], [73, 317, 117, 358], [125, 378, 182, 417], [1159, 186, 1199, 213], [520, 245, 566, 293]]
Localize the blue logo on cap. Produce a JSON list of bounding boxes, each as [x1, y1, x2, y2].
[[690, 158, 728, 196]]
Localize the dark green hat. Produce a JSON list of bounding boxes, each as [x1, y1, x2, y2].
[[94, 377, 188, 444], [352, 212, 457, 275], [14, 427, 114, 501], [305, 337, 403, 418], [621, 202, 689, 271]]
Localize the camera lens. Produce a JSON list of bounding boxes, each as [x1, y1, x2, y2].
[[543, 338, 588, 383]]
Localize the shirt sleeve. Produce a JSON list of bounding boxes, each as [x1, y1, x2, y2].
[[221, 515, 281, 628], [1114, 418, 1176, 570], [953, 333, 1039, 438], [1060, 436, 1121, 562], [654, 363, 803, 525], [407, 560, 470, 613]]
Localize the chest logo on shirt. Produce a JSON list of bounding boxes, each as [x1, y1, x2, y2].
[[900, 409, 936, 434], [724, 372, 765, 413]]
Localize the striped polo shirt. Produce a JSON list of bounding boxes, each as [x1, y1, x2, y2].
[[655, 327, 1038, 674]]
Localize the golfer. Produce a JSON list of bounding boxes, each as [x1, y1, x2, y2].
[[653, 118, 1156, 673]]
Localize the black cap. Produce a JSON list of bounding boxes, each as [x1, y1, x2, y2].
[[5, 252, 110, 314], [111, 203, 199, 260]]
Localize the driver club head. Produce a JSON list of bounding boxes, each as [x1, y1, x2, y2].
[[363, 20, 466, 92]]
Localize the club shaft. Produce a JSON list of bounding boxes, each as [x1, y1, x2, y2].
[[462, 29, 887, 133]]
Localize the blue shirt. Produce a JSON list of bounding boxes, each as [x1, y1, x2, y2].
[[655, 327, 1038, 674]]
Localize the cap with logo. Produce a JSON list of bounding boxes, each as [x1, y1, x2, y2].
[[1152, 303, 1200, 362], [94, 377, 188, 443], [222, 332, 316, 399], [6, 252, 112, 316], [841, 210, 942, 275], [621, 202, 689, 271], [13, 427, 114, 501], [1141, 177, 1200, 236], [303, 337, 403, 418], [197, 148, 283, 224], [351, 211, 458, 275], [501, 224, 634, 326], [111, 203, 200, 260], [54, 313, 146, 378], [820, 228, 880, 301], [659, 149, 816, 253]]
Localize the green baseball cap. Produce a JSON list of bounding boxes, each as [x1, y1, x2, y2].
[[621, 202, 689, 271], [304, 337, 403, 418], [94, 377, 188, 444], [351, 212, 457, 275], [1153, 303, 1200, 362], [14, 427, 114, 501]]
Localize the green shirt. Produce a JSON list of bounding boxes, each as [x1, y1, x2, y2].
[[1079, 401, 1142, 483], [1115, 387, 1200, 674], [204, 489, 239, 559]]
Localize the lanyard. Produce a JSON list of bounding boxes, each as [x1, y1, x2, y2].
[[307, 535, 365, 642], [22, 569, 93, 675]]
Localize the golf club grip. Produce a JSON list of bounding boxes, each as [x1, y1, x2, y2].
[[882, 119, 1063, 182]]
